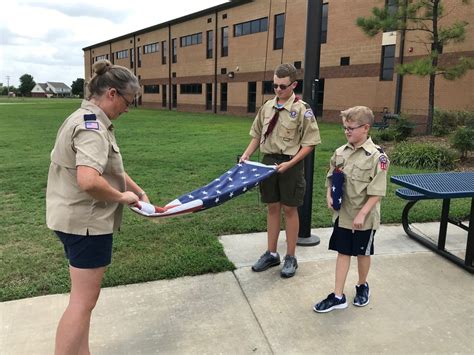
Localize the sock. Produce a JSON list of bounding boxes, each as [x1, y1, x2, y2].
[[335, 294, 343, 300], [270, 252, 278, 257]]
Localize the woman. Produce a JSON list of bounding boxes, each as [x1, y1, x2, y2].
[[46, 59, 149, 355]]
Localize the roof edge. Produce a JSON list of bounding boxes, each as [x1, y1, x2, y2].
[[83, 0, 253, 51]]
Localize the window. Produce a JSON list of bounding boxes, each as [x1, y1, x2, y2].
[[221, 27, 228, 57], [248, 82, 256, 113], [220, 68, 227, 74], [274, 14, 285, 50], [144, 85, 160, 94], [137, 47, 142, 68], [180, 33, 202, 47], [220, 83, 227, 111], [130, 48, 134, 68], [340, 56, 350, 66], [207, 18, 212, 23], [294, 80, 304, 94], [162, 41, 167, 64], [294, 61, 302, 69], [172, 38, 177, 63], [234, 17, 268, 37], [206, 30, 213, 59], [385, 0, 398, 31], [262, 81, 274, 95], [321, 3, 328, 43], [95, 55, 107, 61], [380, 45, 395, 81], [116, 50, 128, 59], [180, 84, 202, 94], [111, 52, 114, 64], [162, 85, 167, 107], [143, 42, 159, 54], [206, 83, 212, 110]]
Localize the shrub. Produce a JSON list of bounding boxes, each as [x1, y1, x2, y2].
[[433, 109, 459, 136], [452, 110, 474, 126], [392, 114, 415, 141], [371, 129, 396, 144], [450, 127, 474, 159], [391, 142, 457, 170]]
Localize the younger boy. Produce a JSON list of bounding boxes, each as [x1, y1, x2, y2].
[[313, 106, 389, 312]]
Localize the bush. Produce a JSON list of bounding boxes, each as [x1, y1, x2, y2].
[[433, 109, 459, 136], [392, 114, 415, 141], [371, 129, 396, 144], [391, 142, 458, 170], [450, 127, 474, 159]]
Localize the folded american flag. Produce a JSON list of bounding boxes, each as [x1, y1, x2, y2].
[[331, 167, 344, 211], [131, 161, 277, 218]]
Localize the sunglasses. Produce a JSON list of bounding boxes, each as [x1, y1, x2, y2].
[[273, 82, 293, 90]]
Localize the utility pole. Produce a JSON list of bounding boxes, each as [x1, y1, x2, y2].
[[6, 76, 10, 97], [297, 0, 323, 247]]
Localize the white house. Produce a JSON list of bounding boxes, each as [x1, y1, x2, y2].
[[31, 82, 71, 97]]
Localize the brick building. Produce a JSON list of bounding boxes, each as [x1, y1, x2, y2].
[[83, 0, 474, 125]]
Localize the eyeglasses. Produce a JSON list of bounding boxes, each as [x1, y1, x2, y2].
[[342, 124, 366, 133], [116, 89, 134, 107], [273, 82, 293, 90]]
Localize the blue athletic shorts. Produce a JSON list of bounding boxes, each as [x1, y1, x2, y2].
[[328, 218, 376, 256], [55, 231, 113, 269]]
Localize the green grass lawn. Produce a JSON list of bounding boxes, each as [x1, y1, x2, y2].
[[1, 98, 471, 301]]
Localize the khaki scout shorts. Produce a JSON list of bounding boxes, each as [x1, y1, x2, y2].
[[260, 154, 306, 207]]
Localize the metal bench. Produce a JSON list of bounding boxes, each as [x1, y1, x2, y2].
[[373, 113, 399, 130], [391, 172, 474, 273]]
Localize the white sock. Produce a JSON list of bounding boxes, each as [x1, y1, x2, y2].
[[335, 294, 343, 300], [270, 252, 278, 257]]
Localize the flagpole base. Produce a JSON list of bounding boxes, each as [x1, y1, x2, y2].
[[297, 234, 320, 247]]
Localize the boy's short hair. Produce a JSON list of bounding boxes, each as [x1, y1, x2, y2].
[[340, 106, 374, 126], [274, 64, 297, 83]]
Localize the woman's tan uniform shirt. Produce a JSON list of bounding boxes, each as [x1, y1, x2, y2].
[[46, 100, 126, 235], [249, 93, 321, 155], [326, 137, 389, 230]]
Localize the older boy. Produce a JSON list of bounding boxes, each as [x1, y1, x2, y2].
[[240, 63, 321, 278], [313, 106, 389, 312]]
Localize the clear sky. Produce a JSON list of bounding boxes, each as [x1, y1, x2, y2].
[[0, 0, 228, 88]]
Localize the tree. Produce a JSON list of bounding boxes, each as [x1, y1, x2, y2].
[[357, 0, 474, 134], [71, 78, 85, 98], [18, 74, 36, 97]]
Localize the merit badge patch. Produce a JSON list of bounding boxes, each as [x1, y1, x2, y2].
[[304, 109, 314, 119], [379, 155, 388, 170], [85, 121, 99, 130], [290, 111, 297, 119]]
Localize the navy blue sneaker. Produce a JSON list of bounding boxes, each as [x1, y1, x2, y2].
[[313, 293, 348, 313], [252, 251, 281, 272], [353, 283, 370, 307]]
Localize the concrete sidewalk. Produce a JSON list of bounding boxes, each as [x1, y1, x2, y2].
[[2, 222, 473, 354]]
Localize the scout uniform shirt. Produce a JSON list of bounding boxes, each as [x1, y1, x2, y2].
[[249, 93, 321, 155], [46, 100, 126, 235], [326, 137, 389, 230]]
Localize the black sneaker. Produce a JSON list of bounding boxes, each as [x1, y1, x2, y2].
[[313, 293, 348, 313], [280, 255, 298, 278], [251, 251, 281, 272], [353, 283, 370, 307]]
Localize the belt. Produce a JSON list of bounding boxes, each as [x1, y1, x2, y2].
[[265, 153, 293, 161]]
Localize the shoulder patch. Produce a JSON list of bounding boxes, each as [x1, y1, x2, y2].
[[84, 113, 96, 121], [84, 121, 99, 130], [304, 109, 314, 119], [379, 155, 388, 170]]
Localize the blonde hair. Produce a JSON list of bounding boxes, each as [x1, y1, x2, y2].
[[340, 106, 374, 126], [86, 60, 140, 99], [274, 63, 297, 83]]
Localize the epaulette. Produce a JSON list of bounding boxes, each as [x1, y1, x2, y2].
[[376, 146, 384, 154], [84, 113, 96, 121], [303, 102, 311, 109]]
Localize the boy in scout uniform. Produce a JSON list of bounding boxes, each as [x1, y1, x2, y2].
[[313, 106, 389, 313], [240, 63, 321, 278]]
